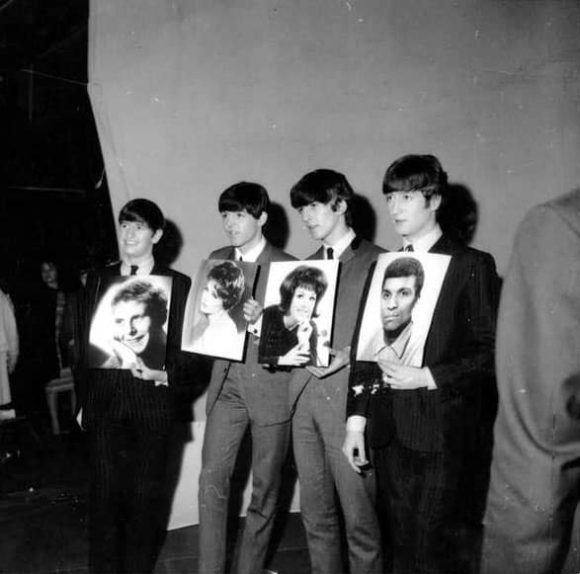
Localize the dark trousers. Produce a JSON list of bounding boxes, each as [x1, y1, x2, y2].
[[88, 420, 171, 574], [374, 441, 470, 574]]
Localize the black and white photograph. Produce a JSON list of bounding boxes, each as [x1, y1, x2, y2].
[[356, 252, 450, 365], [88, 275, 173, 370], [4, 1, 580, 572], [181, 259, 258, 361], [258, 260, 339, 368]]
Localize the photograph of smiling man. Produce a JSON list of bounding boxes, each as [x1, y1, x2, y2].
[[259, 260, 339, 368], [88, 275, 173, 370], [355, 253, 450, 366]]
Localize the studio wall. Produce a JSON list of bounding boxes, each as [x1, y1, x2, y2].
[[88, 0, 580, 278], [87, 0, 580, 534]]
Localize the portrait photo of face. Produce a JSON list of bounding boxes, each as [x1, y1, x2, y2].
[[88, 275, 173, 370], [181, 259, 258, 361], [258, 260, 339, 368], [356, 253, 449, 364], [380, 257, 424, 339]]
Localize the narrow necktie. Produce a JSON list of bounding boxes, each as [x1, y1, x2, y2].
[[327, 247, 334, 260], [130, 265, 139, 275], [404, 244, 414, 252]]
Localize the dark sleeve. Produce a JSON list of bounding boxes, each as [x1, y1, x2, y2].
[[308, 320, 319, 366], [429, 251, 500, 394], [347, 361, 383, 418], [346, 260, 381, 419], [76, 270, 102, 412], [165, 271, 193, 392], [258, 306, 296, 366]]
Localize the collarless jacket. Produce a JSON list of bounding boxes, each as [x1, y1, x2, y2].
[[289, 236, 386, 411], [205, 242, 296, 427]]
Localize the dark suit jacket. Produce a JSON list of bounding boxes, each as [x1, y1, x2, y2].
[[205, 242, 296, 426], [348, 234, 500, 453], [289, 236, 385, 411], [79, 262, 192, 432]]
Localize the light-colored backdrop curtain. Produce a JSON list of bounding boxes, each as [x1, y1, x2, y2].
[[88, 0, 580, 529]]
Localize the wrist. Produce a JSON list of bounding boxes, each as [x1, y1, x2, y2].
[[346, 415, 367, 432], [155, 370, 168, 386]]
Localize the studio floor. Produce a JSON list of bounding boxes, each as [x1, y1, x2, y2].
[[4, 419, 580, 574], [0, 421, 310, 574]]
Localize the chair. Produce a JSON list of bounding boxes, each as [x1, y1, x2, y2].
[[45, 368, 76, 435]]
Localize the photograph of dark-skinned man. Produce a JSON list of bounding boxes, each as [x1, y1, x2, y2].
[[376, 257, 424, 364]]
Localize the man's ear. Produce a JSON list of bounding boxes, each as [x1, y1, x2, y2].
[[335, 198, 347, 216], [258, 212, 268, 227], [428, 194, 441, 212], [152, 229, 164, 244]]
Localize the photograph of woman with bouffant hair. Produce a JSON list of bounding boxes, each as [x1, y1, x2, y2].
[[181, 259, 258, 361]]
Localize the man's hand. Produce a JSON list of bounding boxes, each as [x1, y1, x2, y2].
[[378, 361, 430, 390], [342, 429, 369, 474], [307, 345, 350, 379], [243, 298, 263, 324], [6, 352, 18, 374], [130, 357, 168, 386], [277, 344, 310, 367], [111, 339, 138, 369]]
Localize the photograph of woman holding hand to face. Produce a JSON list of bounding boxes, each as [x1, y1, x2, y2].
[[259, 265, 330, 367]]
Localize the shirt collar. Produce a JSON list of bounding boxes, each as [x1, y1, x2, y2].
[[373, 321, 413, 360], [403, 224, 442, 253], [120, 256, 155, 276], [235, 236, 266, 263], [323, 228, 356, 260]]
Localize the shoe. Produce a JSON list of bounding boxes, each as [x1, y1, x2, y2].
[[0, 409, 16, 420]]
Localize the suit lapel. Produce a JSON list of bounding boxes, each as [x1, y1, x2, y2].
[[339, 236, 360, 264], [336, 234, 363, 264], [308, 246, 325, 261], [221, 247, 237, 261], [151, 262, 170, 275], [256, 242, 274, 265], [428, 234, 456, 256]]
